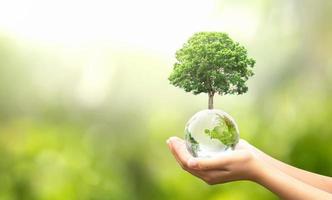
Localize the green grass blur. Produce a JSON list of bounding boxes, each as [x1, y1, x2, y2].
[[0, 0, 332, 199]]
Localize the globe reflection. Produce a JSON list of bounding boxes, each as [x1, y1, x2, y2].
[[185, 109, 239, 157]]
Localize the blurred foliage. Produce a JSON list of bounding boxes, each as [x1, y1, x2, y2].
[[0, 0, 332, 199]]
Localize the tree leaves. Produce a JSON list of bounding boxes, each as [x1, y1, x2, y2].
[[169, 32, 255, 96]]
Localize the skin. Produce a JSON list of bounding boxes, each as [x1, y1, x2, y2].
[[166, 137, 332, 200]]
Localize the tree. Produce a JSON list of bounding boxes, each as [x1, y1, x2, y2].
[[168, 32, 255, 109]]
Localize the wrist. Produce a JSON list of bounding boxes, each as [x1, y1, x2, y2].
[[247, 154, 273, 183]]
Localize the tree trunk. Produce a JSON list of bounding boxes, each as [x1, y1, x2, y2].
[[208, 92, 214, 109]]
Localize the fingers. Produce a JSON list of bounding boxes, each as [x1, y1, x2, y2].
[[167, 136, 235, 171], [166, 137, 255, 185], [199, 170, 234, 185], [166, 137, 246, 185], [166, 137, 184, 167], [166, 137, 193, 170], [166, 137, 221, 178], [188, 150, 251, 171], [187, 153, 233, 171]]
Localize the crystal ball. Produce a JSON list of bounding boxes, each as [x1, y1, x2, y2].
[[185, 109, 239, 157]]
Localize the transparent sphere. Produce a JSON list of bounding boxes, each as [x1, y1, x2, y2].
[[185, 109, 239, 158]]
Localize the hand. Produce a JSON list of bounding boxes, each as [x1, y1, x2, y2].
[[166, 136, 262, 185], [167, 137, 332, 200]]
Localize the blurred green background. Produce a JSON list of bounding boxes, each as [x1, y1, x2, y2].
[[0, 0, 332, 199]]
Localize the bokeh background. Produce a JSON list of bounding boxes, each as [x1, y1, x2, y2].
[[0, 0, 332, 199]]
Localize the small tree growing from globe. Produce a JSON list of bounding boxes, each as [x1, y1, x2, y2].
[[168, 32, 255, 109], [169, 32, 256, 157]]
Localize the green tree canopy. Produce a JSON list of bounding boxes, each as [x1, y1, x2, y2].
[[169, 32, 255, 109]]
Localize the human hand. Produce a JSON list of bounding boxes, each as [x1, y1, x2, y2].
[[166, 136, 263, 185], [167, 137, 332, 199]]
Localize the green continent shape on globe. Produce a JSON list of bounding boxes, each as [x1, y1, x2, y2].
[[204, 114, 238, 148], [185, 130, 199, 157]]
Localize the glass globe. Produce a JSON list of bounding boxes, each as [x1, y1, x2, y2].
[[185, 109, 239, 157]]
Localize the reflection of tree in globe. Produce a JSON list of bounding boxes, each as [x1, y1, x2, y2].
[[185, 109, 239, 157]]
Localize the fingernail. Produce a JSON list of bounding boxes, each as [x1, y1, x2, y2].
[[166, 137, 176, 145], [167, 137, 178, 144], [188, 158, 198, 168], [166, 138, 171, 144]]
